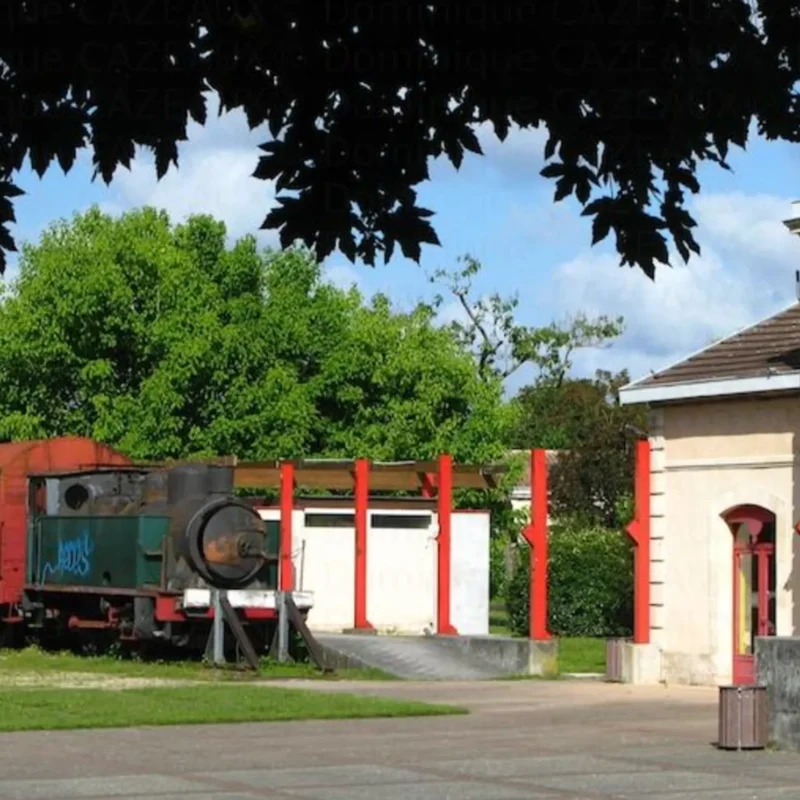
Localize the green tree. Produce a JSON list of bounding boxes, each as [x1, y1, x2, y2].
[[311, 293, 508, 463], [428, 254, 623, 385], [0, 2, 792, 277], [0, 206, 508, 466], [510, 370, 648, 528], [427, 254, 633, 592]]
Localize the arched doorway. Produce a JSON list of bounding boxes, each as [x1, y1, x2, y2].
[[723, 505, 777, 685]]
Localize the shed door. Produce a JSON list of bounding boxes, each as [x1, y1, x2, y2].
[[366, 512, 436, 634]]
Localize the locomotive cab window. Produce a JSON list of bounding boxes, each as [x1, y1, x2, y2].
[[29, 478, 47, 515]]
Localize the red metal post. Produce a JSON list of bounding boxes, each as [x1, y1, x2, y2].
[[279, 461, 295, 592], [522, 449, 551, 640], [353, 458, 373, 630], [625, 439, 651, 644], [436, 454, 458, 635]]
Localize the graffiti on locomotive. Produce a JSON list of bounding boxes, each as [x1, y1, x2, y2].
[[42, 530, 94, 581]]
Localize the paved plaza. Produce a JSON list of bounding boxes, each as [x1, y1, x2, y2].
[[0, 678, 798, 799]]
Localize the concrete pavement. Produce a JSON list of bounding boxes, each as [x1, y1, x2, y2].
[[0, 679, 798, 799]]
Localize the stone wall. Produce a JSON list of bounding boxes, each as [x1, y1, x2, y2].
[[755, 636, 800, 750]]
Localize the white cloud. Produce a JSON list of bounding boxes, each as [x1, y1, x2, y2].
[[436, 298, 470, 326], [322, 262, 366, 293], [543, 191, 800, 382], [476, 122, 549, 178], [106, 93, 278, 246], [507, 199, 584, 244]]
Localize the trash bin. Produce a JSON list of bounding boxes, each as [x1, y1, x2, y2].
[[717, 685, 768, 750], [605, 637, 629, 682]]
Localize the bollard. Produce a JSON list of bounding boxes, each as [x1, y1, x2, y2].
[[605, 637, 628, 682]]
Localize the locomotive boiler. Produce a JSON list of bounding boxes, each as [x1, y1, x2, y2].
[[17, 462, 285, 654]]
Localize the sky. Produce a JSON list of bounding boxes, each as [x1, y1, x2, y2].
[[7, 93, 800, 396]]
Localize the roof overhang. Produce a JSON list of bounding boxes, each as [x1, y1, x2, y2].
[[619, 372, 800, 406], [783, 215, 800, 234]]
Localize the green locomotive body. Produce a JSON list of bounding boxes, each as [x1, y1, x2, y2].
[[17, 462, 288, 656]]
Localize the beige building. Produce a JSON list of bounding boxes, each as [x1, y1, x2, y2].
[[620, 303, 800, 686]]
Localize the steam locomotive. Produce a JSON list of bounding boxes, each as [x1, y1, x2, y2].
[[11, 461, 291, 655]]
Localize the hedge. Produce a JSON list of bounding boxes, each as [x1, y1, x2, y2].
[[489, 536, 508, 599], [504, 521, 634, 638]]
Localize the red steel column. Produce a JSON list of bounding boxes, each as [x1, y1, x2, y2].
[[522, 449, 551, 640], [353, 458, 373, 630], [279, 462, 295, 592], [625, 439, 651, 644], [436, 454, 458, 635]]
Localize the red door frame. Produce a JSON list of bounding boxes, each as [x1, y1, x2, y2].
[[725, 505, 776, 685]]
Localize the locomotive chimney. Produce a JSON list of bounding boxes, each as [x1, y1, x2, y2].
[[167, 464, 211, 504], [208, 464, 234, 496]]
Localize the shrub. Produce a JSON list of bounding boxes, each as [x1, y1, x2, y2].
[[504, 520, 634, 638], [489, 536, 508, 599]]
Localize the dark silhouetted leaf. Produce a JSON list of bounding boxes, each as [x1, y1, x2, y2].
[[0, 0, 794, 276]]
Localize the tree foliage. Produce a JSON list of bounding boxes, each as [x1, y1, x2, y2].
[[429, 255, 623, 384], [0, 206, 507, 464], [510, 369, 648, 528], [0, 1, 797, 277]]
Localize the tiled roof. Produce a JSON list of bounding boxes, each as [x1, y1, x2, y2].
[[632, 302, 800, 388]]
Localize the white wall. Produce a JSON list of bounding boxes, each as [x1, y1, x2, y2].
[[256, 503, 491, 636], [256, 507, 355, 632], [451, 511, 490, 635]]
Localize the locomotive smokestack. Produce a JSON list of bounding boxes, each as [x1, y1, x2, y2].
[[167, 464, 210, 504], [208, 465, 234, 496]]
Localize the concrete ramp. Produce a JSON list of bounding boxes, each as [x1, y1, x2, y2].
[[315, 633, 556, 680]]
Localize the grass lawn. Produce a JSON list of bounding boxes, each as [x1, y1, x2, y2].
[[0, 684, 466, 732], [557, 637, 606, 674], [0, 646, 394, 682], [489, 599, 512, 635]]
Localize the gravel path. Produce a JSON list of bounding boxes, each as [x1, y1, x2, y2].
[[0, 671, 202, 689]]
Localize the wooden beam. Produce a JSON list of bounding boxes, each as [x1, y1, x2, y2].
[[232, 459, 508, 492]]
